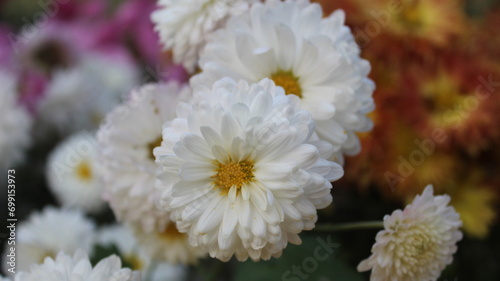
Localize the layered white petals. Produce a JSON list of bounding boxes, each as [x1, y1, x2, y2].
[[14, 250, 140, 281], [98, 82, 190, 233], [46, 132, 106, 213], [192, 0, 375, 157], [357, 185, 463, 281], [155, 78, 343, 261], [152, 0, 257, 72], [2, 207, 95, 275]]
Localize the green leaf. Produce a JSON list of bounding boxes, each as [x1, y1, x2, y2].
[[233, 234, 363, 281], [89, 243, 134, 269]]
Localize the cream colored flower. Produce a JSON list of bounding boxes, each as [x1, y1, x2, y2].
[[358, 185, 463, 281]]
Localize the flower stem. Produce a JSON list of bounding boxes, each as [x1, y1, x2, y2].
[[314, 221, 384, 232]]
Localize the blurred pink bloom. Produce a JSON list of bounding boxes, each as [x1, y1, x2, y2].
[[55, 0, 107, 22], [0, 24, 15, 70]]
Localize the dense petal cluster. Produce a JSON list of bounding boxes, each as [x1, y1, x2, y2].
[[357, 185, 463, 281], [155, 78, 343, 261], [0, 71, 32, 170], [192, 0, 374, 160], [46, 132, 106, 213], [2, 207, 95, 274], [151, 0, 257, 72], [14, 250, 140, 281], [98, 82, 191, 232]]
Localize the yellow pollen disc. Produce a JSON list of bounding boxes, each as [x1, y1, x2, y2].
[[211, 160, 254, 195], [147, 136, 163, 161], [159, 223, 185, 241], [270, 70, 303, 97], [75, 161, 92, 181]]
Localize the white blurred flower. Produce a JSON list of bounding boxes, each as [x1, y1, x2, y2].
[[357, 185, 463, 281], [98, 83, 190, 233], [16, 21, 80, 73], [133, 222, 206, 265], [96, 225, 187, 281], [151, 0, 257, 72], [192, 0, 375, 159], [155, 78, 343, 261], [2, 207, 95, 274], [14, 250, 140, 281], [46, 132, 106, 213], [36, 53, 140, 136], [0, 71, 32, 170]]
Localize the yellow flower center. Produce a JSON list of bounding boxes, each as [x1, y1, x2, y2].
[[211, 160, 254, 195], [270, 70, 303, 97], [75, 161, 92, 181], [147, 136, 163, 161], [159, 222, 185, 241]]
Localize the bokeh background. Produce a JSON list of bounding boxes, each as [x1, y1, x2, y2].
[[1, 0, 499, 280]]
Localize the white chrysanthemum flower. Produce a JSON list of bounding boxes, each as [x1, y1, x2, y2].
[[96, 225, 187, 280], [155, 78, 343, 261], [0, 71, 32, 170], [151, 0, 257, 72], [98, 83, 191, 233], [2, 207, 95, 274], [357, 185, 463, 281], [36, 53, 139, 136], [14, 250, 140, 281], [46, 132, 106, 213], [192, 0, 375, 158]]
